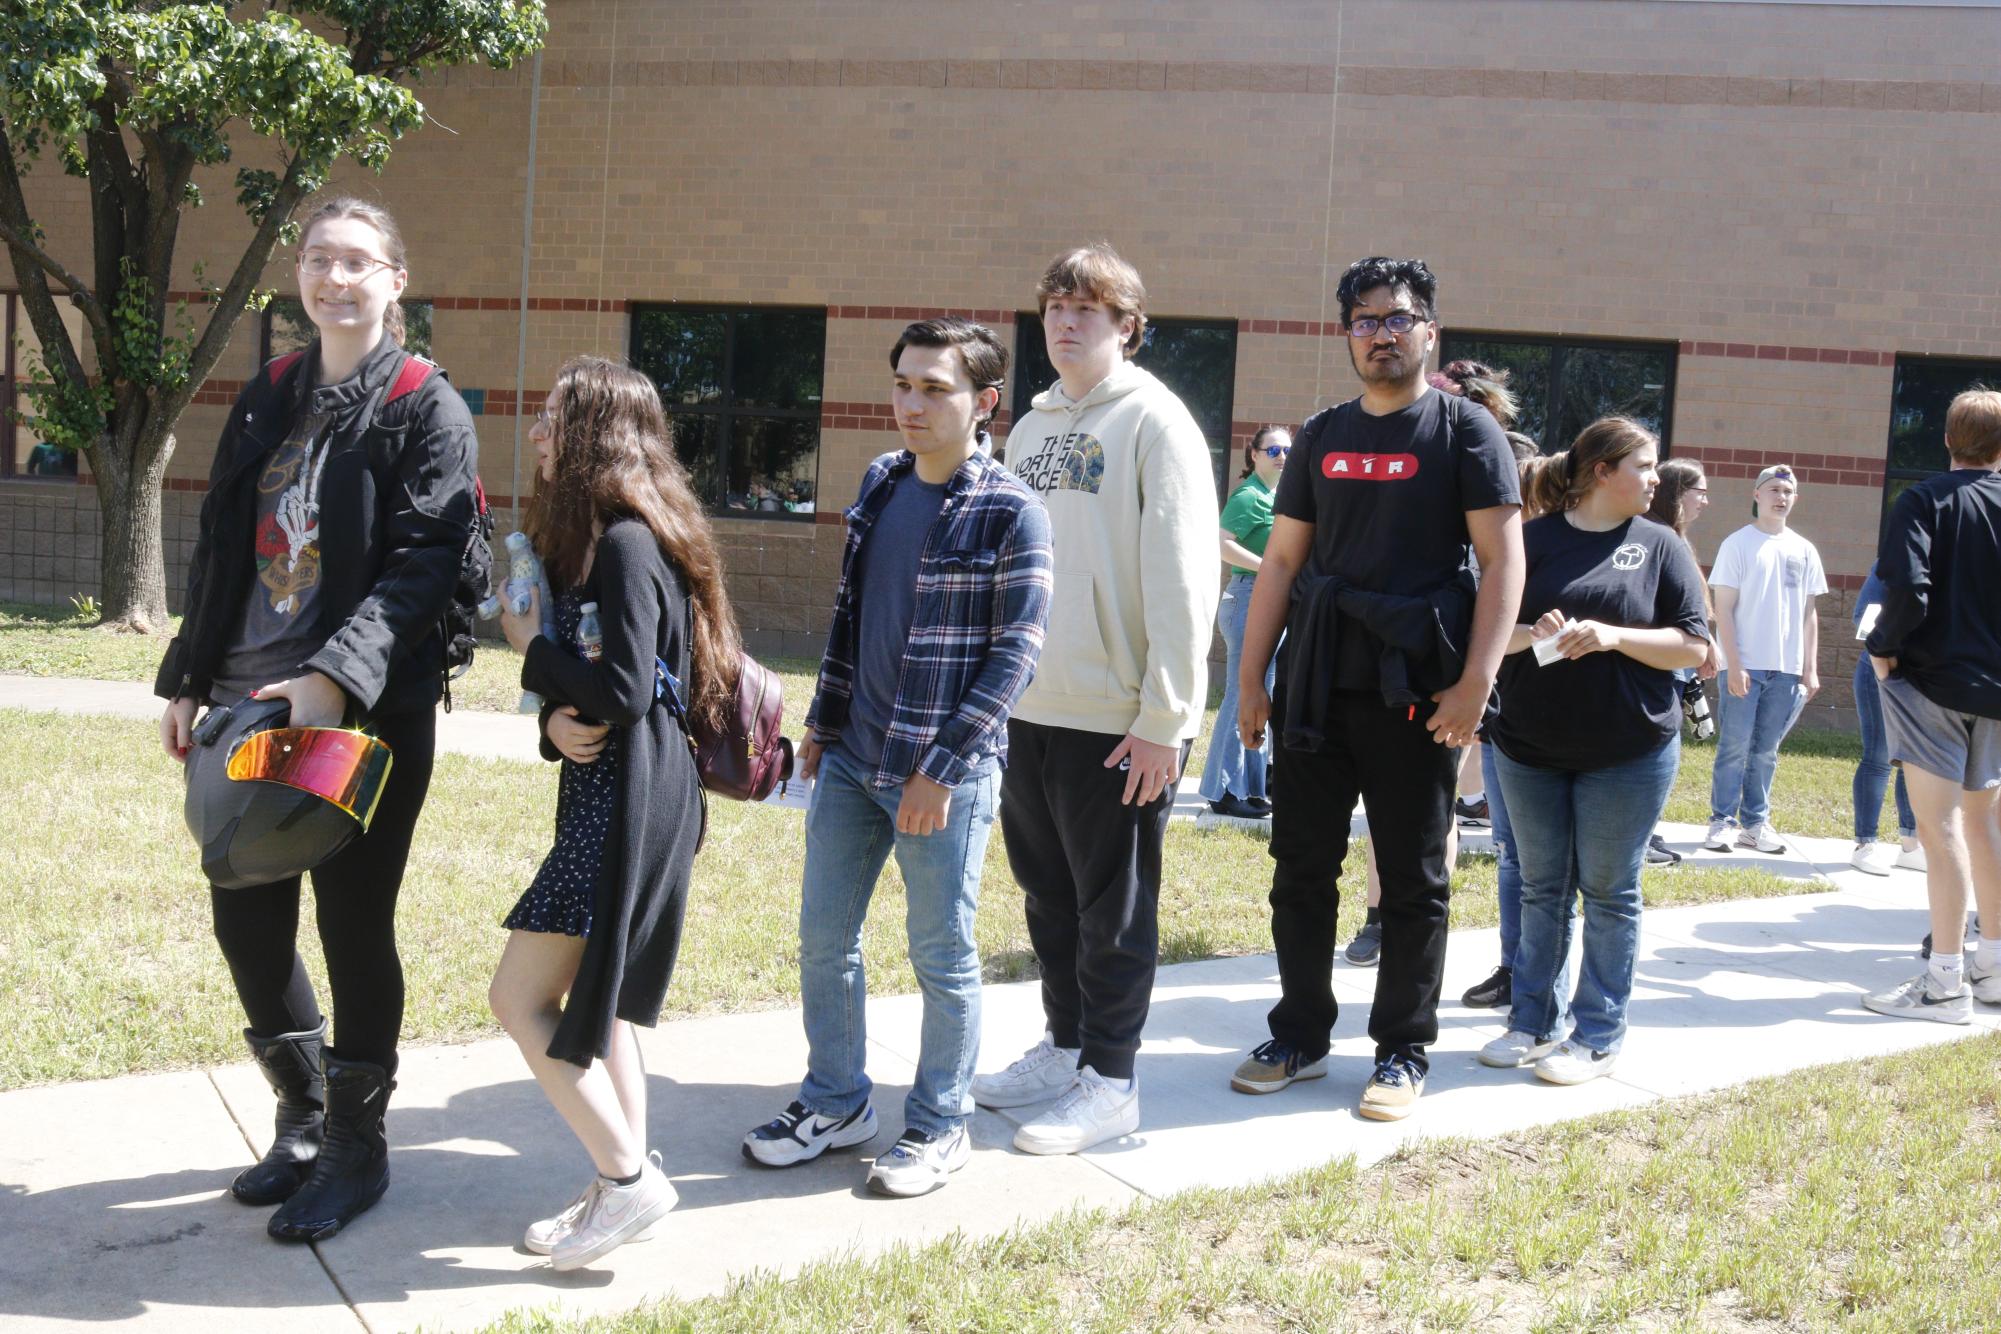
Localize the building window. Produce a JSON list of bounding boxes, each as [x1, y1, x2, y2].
[[1886, 354, 2000, 527], [1439, 332, 1677, 453], [261, 297, 434, 362], [1012, 316, 1240, 497], [3, 294, 85, 480], [629, 305, 825, 517]]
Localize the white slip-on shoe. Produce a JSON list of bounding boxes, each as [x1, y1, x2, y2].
[[970, 1033, 1080, 1109], [1012, 1067, 1138, 1155], [1849, 841, 1897, 876], [1895, 842, 1927, 872]]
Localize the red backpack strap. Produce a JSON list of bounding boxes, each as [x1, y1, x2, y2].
[[384, 354, 437, 403], [264, 351, 306, 385]]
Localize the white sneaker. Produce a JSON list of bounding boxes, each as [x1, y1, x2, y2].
[[1968, 955, 2001, 1005], [1703, 819, 1735, 851], [866, 1124, 971, 1197], [1534, 1040, 1619, 1085], [524, 1156, 661, 1255], [1895, 843, 1927, 872], [1012, 1067, 1138, 1155], [549, 1157, 677, 1271], [1862, 971, 1972, 1025], [970, 1033, 1080, 1109], [1478, 1030, 1559, 1069], [1737, 822, 1785, 854], [1849, 841, 1897, 876], [741, 1099, 877, 1167]]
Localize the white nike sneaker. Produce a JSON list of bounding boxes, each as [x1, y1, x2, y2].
[[970, 1033, 1080, 1109], [549, 1157, 677, 1271], [1862, 971, 1972, 1025], [1012, 1066, 1139, 1155], [1703, 819, 1735, 851], [525, 1153, 662, 1254], [1478, 1030, 1559, 1069], [741, 1099, 878, 1167], [1849, 841, 1897, 876], [1738, 821, 1785, 854]]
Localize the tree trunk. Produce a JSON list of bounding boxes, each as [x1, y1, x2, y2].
[[92, 422, 174, 633]]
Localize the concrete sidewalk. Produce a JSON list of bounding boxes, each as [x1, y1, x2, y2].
[[2, 839, 1990, 1332]]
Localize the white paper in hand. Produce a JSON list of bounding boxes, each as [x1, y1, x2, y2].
[[1855, 603, 1881, 641], [1532, 620, 1578, 666]]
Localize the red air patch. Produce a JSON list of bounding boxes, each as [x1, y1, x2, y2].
[[1321, 451, 1419, 481]]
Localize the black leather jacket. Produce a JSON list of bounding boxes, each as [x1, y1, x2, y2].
[[154, 335, 479, 717]]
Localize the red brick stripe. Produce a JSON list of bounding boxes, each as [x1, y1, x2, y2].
[[1671, 443, 1886, 489], [827, 306, 1016, 324], [1679, 340, 1893, 367]]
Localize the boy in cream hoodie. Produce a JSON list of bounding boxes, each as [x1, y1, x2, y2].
[[970, 242, 1221, 1154]]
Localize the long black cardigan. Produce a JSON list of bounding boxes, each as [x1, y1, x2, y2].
[[520, 518, 704, 1067]]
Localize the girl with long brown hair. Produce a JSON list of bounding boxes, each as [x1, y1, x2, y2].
[[492, 355, 740, 1270]]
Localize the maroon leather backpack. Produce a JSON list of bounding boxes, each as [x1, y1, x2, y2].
[[692, 653, 794, 801]]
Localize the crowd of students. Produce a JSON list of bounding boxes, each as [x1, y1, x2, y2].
[[156, 204, 2001, 1271]]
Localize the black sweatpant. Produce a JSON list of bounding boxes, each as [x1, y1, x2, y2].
[[999, 718, 1187, 1081], [209, 707, 437, 1069], [1266, 687, 1456, 1074]]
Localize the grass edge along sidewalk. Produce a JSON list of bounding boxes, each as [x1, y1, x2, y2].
[[480, 1032, 2001, 1333]]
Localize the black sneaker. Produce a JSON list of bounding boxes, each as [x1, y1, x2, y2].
[[1461, 965, 1511, 1009], [1645, 834, 1681, 866], [1343, 921, 1383, 967], [1454, 796, 1490, 828], [1209, 793, 1269, 820], [742, 1099, 877, 1167]]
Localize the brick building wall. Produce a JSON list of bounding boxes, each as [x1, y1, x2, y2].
[[7, 0, 2000, 724]]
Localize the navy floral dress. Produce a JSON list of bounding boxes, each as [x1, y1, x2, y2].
[[504, 589, 618, 937]]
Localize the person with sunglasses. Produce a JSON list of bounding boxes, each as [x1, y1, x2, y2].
[[1229, 256, 1523, 1120], [1198, 425, 1291, 820]]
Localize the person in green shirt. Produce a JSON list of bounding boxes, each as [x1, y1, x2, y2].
[[1199, 425, 1289, 818]]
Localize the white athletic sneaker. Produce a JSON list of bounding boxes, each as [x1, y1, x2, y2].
[[1478, 1030, 1559, 1069], [1895, 842, 1927, 872], [1703, 819, 1735, 851], [866, 1124, 971, 1197], [1849, 841, 1897, 876], [524, 1154, 661, 1255], [549, 1157, 677, 1271], [1534, 1040, 1619, 1085], [1862, 971, 1972, 1025], [1737, 822, 1785, 854], [1012, 1067, 1138, 1155], [970, 1033, 1080, 1109], [1968, 956, 2001, 1005], [741, 1099, 878, 1167]]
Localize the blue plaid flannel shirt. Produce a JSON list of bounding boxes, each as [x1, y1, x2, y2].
[[805, 445, 1053, 790]]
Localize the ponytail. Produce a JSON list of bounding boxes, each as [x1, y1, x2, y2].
[[1531, 416, 1658, 515], [1525, 450, 1577, 517]]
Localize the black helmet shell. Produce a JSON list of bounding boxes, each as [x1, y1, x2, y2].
[[184, 697, 370, 890]]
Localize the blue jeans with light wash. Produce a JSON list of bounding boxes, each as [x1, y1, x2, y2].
[[1198, 572, 1274, 803], [1496, 735, 1679, 1055], [1708, 669, 1807, 829], [1480, 739, 1523, 971], [797, 743, 998, 1137], [1851, 654, 1916, 843]]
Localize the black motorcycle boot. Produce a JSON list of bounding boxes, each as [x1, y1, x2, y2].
[[232, 1022, 326, 1205], [267, 1052, 394, 1243]]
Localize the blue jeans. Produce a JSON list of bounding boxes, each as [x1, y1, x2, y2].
[[1480, 740, 1524, 971], [1198, 572, 1273, 802], [1851, 655, 1915, 842], [1708, 669, 1807, 828], [797, 744, 998, 1137], [1496, 736, 1680, 1054]]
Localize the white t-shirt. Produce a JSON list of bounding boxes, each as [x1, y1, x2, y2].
[[1709, 524, 1827, 674]]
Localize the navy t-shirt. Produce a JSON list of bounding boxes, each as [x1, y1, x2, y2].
[[1492, 512, 1710, 772], [839, 474, 948, 772], [1272, 388, 1520, 690]]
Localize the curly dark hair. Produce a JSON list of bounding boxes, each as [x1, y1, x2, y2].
[[1335, 256, 1438, 327]]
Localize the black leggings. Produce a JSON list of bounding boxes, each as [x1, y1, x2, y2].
[[209, 708, 437, 1068]]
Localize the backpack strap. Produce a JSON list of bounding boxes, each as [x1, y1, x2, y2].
[[263, 350, 306, 387], [384, 354, 437, 404]]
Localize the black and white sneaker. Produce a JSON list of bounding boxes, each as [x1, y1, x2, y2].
[[866, 1124, 971, 1197], [1454, 796, 1490, 828], [742, 1099, 878, 1167]]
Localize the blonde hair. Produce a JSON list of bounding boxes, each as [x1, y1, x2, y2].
[[1036, 242, 1147, 358], [297, 195, 408, 347]]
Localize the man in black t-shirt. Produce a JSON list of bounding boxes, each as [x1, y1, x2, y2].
[[1230, 257, 1524, 1120]]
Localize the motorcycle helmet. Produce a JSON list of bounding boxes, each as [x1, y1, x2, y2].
[[184, 695, 396, 890]]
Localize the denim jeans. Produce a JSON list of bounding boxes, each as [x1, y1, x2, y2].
[[1480, 740, 1523, 971], [1851, 654, 1916, 842], [1198, 573, 1273, 802], [797, 744, 998, 1137], [1496, 735, 1680, 1054], [1708, 669, 1807, 828]]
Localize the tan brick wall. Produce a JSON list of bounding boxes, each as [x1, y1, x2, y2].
[[10, 0, 2000, 716]]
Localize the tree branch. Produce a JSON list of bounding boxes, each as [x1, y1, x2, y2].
[[0, 138, 113, 369]]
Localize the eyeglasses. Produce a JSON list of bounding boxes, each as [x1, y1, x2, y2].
[[1345, 311, 1425, 339], [1260, 444, 1290, 459], [298, 251, 396, 279]]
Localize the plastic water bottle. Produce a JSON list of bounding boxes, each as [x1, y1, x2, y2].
[[478, 531, 540, 620], [577, 602, 604, 663]]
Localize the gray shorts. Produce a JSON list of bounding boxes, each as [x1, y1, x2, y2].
[[1880, 674, 2001, 791]]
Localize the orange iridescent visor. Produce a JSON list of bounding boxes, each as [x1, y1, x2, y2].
[[225, 727, 395, 831]]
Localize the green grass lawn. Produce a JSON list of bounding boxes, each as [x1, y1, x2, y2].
[[482, 1032, 2001, 1333]]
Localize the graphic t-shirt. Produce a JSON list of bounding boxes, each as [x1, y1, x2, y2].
[[1272, 389, 1519, 690], [1492, 513, 1710, 772], [1219, 473, 1275, 576], [840, 473, 949, 772], [215, 408, 334, 694], [1708, 524, 1827, 674]]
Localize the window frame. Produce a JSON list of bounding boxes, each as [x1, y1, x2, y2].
[[1438, 329, 1680, 455], [259, 296, 435, 363], [1882, 352, 2001, 538], [628, 302, 826, 522]]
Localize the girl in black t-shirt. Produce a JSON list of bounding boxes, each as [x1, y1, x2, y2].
[[1479, 418, 1710, 1086]]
